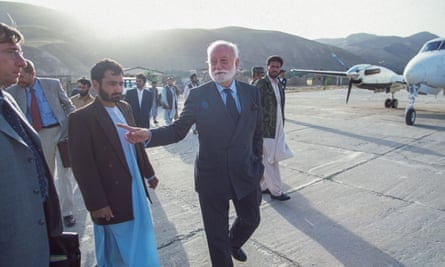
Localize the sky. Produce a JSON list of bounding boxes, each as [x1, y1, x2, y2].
[[9, 0, 445, 40]]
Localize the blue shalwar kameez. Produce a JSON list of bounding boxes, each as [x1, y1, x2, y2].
[[94, 106, 159, 267]]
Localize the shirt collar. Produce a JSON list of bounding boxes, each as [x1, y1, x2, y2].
[[215, 80, 236, 95]]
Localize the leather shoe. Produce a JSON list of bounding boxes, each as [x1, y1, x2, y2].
[[262, 189, 270, 194], [63, 215, 76, 227], [271, 193, 290, 201], [231, 247, 247, 262]]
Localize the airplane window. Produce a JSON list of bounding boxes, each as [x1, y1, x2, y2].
[[439, 42, 445, 50], [364, 68, 381, 75], [422, 41, 441, 52]]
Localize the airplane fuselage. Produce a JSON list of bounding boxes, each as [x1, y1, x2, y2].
[[403, 38, 445, 91]]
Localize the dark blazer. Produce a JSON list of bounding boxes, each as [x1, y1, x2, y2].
[[124, 88, 153, 128], [68, 98, 155, 225], [256, 76, 285, 138], [0, 91, 62, 266], [149, 81, 264, 200]]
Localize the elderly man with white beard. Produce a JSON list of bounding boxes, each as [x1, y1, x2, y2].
[[118, 40, 264, 267]]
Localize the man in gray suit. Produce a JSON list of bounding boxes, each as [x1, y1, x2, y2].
[[7, 59, 77, 227], [119, 40, 264, 267], [0, 22, 62, 267]]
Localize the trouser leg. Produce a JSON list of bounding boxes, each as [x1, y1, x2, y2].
[[229, 188, 261, 249], [198, 194, 233, 267]]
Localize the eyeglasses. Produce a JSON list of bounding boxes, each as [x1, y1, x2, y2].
[[0, 49, 24, 60]]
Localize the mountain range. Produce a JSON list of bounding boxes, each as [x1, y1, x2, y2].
[[0, 2, 439, 78]]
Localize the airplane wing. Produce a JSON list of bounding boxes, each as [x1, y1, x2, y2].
[[290, 69, 347, 77]]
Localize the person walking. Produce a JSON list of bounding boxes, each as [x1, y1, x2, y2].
[[256, 55, 294, 201], [149, 80, 159, 124], [118, 40, 264, 267], [160, 76, 178, 125]]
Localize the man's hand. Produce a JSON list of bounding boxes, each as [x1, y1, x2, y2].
[[148, 176, 159, 189], [91, 206, 114, 221], [117, 123, 150, 144]]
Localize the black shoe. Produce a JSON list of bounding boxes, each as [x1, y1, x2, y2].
[[262, 189, 270, 194], [271, 193, 290, 201], [231, 248, 247, 262], [63, 215, 76, 227]]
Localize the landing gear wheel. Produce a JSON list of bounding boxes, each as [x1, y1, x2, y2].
[[405, 108, 416, 125], [391, 99, 398, 108], [384, 98, 392, 108]]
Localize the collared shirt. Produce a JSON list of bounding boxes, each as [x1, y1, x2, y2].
[[215, 80, 240, 112], [137, 87, 146, 107], [25, 79, 58, 126]]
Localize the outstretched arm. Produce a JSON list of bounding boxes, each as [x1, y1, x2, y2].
[[117, 123, 151, 144]]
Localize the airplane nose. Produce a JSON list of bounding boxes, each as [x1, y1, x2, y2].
[[346, 70, 360, 80], [403, 58, 425, 84]]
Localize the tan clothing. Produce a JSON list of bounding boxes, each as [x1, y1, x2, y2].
[[70, 94, 94, 109]]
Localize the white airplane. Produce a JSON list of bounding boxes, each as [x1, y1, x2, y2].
[[403, 37, 445, 125], [290, 64, 406, 108]]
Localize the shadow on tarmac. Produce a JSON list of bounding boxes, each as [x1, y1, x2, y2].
[[264, 188, 405, 267], [286, 119, 444, 158]]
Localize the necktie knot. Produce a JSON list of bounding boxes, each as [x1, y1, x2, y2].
[[223, 88, 232, 94]]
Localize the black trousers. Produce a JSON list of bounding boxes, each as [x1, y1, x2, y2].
[[198, 187, 261, 267]]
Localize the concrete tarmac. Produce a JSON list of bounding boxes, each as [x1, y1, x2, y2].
[[70, 88, 445, 266]]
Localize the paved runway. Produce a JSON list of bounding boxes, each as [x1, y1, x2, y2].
[[72, 88, 445, 266]]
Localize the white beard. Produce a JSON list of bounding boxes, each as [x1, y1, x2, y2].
[[210, 64, 236, 85]]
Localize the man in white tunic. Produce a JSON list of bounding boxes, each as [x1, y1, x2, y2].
[[256, 55, 293, 201]]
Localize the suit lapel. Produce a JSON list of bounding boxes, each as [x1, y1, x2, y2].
[[93, 100, 129, 173], [0, 95, 40, 147], [229, 81, 250, 142]]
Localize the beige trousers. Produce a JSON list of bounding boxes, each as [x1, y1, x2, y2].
[[39, 126, 76, 217]]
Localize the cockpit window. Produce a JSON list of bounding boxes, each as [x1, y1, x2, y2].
[[440, 42, 445, 50], [364, 68, 381, 75], [421, 41, 442, 52]]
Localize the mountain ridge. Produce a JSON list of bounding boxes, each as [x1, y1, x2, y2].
[[0, 2, 438, 77]]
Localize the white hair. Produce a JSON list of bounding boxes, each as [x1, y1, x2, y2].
[[207, 40, 239, 60]]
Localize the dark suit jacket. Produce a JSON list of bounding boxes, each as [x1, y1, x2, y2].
[[124, 88, 153, 128], [256, 76, 285, 138], [0, 91, 62, 266], [68, 98, 155, 225], [149, 81, 264, 200]]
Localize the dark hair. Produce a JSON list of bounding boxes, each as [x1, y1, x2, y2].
[[23, 59, 35, 74], [266, 55, 284, 67], [90, 59, 123, 84], [251, 66, 265, 74], [190, 73, 197, 80], [77, 77, 91, 87], [0, 22, 23, 44], [136, 73, 147, 84]]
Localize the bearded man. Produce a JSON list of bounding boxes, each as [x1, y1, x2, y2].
[[118, 40, 264, 267], [256, 55, 294, 201]]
